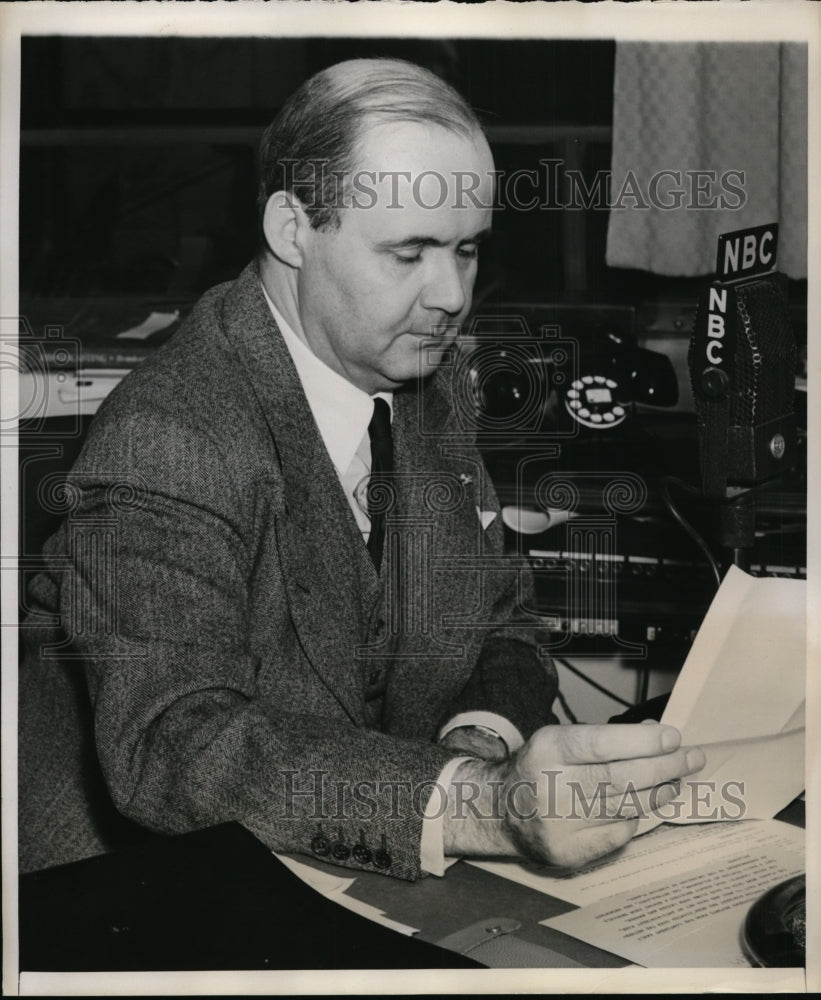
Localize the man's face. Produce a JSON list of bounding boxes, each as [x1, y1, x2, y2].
[[295, 120, 495, 394]]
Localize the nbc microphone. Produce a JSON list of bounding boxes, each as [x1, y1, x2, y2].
[[688, 223, 798, 564]]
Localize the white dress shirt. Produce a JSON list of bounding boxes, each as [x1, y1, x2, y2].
[[261, 285, 391, 541], [261, 283, 522, 875]]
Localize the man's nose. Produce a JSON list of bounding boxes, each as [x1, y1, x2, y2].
[[420, 256, 468, 317]]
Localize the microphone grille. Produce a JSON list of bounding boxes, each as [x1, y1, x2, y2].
[[732, 277, 797, 427]]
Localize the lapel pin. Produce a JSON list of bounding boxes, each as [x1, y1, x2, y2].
[[459, 473, 473, 485]]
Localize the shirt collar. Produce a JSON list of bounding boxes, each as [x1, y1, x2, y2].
[[260, 283, 392, 474]]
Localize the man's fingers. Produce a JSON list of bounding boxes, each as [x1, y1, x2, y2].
[[602, 745, 706, 795], [599, 779, 680, 820], [550, 746, 702, 811], [541, 723, 684, 765]]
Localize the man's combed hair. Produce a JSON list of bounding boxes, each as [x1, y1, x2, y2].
[[257, 58, 484, 234]]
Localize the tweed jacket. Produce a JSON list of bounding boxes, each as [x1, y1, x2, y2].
[[19, 262, 559, 878]]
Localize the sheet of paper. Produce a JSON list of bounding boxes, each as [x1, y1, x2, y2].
[[116, 309, 180, 340], [274, 852, 356, 896], [273, 853, 420, 936], [540, 820, 803, 968], [636, 725, 805, 835], [470, 819, 800, 908], [662, 565, 805, 743], [625, 567, 807, 831]]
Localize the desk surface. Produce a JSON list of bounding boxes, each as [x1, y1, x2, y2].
[[298, 849, 621, 968], [20, 800, 804, 973], [19, 823, 478, 972]]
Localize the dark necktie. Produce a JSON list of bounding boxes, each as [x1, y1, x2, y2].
[[366, 397, 393, 571]]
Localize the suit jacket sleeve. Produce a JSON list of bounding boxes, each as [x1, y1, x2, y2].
[[58, 397, 458, 882]]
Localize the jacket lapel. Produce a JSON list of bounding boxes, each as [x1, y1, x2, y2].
[[391, 372, 487, 579], [219, 263, 375, 725], [382, 381, 487, 703]]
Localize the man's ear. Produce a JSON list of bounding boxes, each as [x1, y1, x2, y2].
[[262, 191, 307, 268]]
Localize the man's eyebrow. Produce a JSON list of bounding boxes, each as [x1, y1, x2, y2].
[[376, 228, 492, 251]]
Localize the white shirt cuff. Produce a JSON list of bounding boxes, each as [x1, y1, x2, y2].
[[437, 712, 525, 753], [419, 756, 473, 877]]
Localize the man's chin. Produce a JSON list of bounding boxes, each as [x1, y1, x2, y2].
[[380, 364, 437, 391], [377, 335, 456, 388]]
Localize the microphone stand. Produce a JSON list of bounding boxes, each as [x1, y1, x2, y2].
[[719, 487, 756, 571]]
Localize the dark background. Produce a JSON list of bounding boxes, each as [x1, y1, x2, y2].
[[21, 36, 614, 303], [23, 35, 807, 316]]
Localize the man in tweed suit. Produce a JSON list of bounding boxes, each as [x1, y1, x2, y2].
[[19, 59, 704, 878]]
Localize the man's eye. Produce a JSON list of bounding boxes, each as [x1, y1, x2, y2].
[[458, 244, 479, 260], [393, 252, 422, 265]]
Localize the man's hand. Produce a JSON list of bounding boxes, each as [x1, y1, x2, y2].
[[442, 723, 706, 869]]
